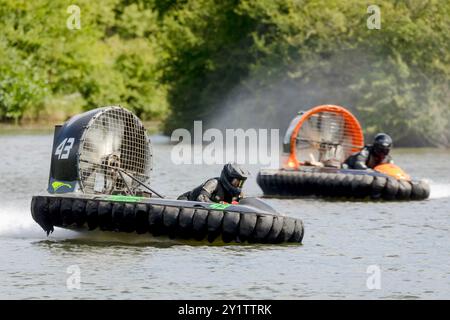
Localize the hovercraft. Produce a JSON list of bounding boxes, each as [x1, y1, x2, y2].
[[257, 105, 430, 201], [31, 106, 304, 244]]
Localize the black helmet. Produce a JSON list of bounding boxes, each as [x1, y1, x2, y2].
[[219, 163, 250, 196], [372, 133, 393, 157]]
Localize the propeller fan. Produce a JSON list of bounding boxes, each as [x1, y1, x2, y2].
[[283, 105, 364, 168]]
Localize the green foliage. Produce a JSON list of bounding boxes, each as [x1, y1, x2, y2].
[[0, 0, 167, 123], [0, 55, 48, 123], [161, 0, 450, 146], [0, 0, 449, 146], [160, 0, 260, 132]]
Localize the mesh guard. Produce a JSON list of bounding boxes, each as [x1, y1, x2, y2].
[[78, 107, 152, 195], [285, 105, 364, 169]]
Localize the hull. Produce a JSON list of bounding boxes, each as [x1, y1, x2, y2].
[[257, 168, 430, 201], [31, 194, 304, 244]]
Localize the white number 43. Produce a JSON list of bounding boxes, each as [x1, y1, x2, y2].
[[55, 138, 75, 160]]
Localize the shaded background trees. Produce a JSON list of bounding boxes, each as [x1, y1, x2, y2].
[[1, 0, 449, 146]]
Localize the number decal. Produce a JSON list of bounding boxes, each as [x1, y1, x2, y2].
[[55, 138, 75, 159], [62, 138, 74, 159]]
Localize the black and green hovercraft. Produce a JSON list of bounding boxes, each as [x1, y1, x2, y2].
[[31, 106, 304, 244]]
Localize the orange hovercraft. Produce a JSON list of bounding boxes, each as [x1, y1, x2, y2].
[[257, 105, 430, 201]]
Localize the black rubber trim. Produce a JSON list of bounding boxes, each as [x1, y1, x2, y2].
[[257, 170, 429, 201], [30, 196, 305, 244]]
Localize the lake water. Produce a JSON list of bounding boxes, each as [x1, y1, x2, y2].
[[0, 134, 449, 299]]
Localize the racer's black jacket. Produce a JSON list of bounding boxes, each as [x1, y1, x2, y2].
[[343, 146, 393, 170], [177, 178, 241, 203]]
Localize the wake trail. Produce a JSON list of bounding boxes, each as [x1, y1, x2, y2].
[[429, 182, 450, 199], [0, 205, 76, 240], [0, 204, 178, 244]]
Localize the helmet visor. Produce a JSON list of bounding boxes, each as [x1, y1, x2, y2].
[[374, 145, 390, 156], [231, 178, 245, 188]]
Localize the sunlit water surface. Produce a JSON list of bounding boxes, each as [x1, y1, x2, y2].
[[0, 135, 449, 299]]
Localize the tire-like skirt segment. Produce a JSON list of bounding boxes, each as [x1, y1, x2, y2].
[[257, 171, 430, 201], [31, 196, 304, 244]]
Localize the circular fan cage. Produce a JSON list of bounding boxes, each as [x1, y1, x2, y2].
[[78, 107, 153, 195], [284, 105, 364, 169]]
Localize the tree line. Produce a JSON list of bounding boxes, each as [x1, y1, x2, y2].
[[1, 0, 449, 146]]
